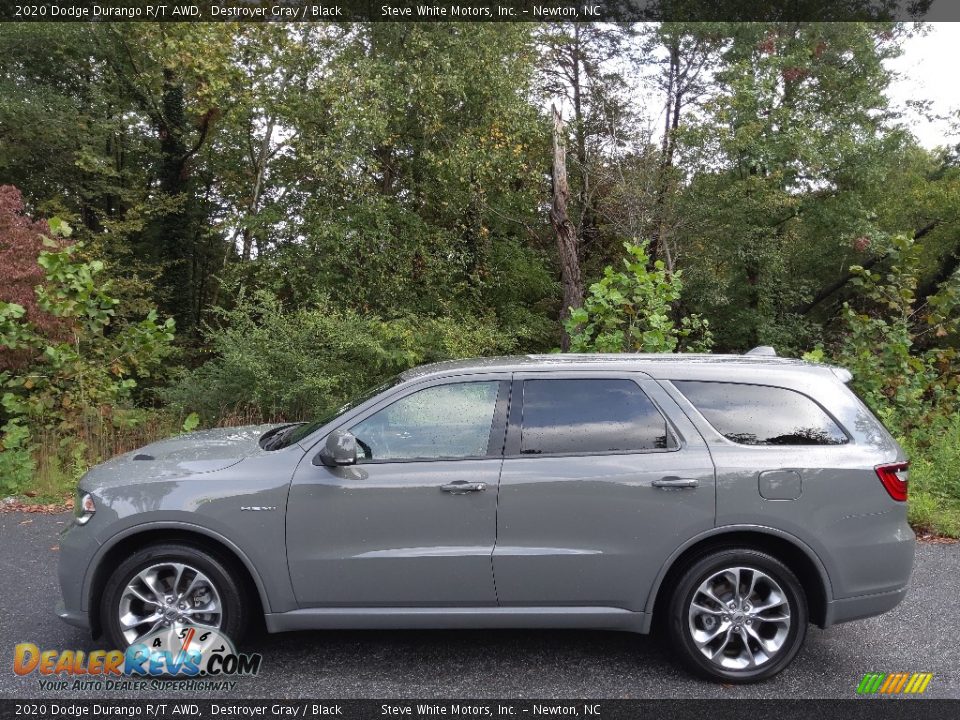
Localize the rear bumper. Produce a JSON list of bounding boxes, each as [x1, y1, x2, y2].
[[822, 585, 909, 627]]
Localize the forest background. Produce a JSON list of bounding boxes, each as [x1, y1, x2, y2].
[[2, 20, 959, 534]]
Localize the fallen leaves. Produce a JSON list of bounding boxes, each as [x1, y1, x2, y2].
[[0, 497, 72, 514], [915, 531, 959, 545]]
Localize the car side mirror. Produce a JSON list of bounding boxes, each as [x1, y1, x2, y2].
[[318, 430, 358, 467]]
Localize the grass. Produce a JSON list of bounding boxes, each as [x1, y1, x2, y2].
[[25, 413, 180, 502], [903, 414, 960, 538], [16, 405, 274, 503]]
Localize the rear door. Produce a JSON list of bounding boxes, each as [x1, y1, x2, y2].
[[492, 372, 715, 610]]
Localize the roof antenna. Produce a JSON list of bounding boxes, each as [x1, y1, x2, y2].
[[744, 346, 777, 357]]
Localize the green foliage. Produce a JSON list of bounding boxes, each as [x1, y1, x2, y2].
[[181, 412, 200, 433], [163, 291, 520, 424], [805, 232, 960, 535], [902, 414, 960, 537], [0, 222, 176, 495], [816, 233, 960, 433], [0, 421, 34, 495], [565, 241, 713, 353], [673, 23, 915, 352], [2, 19, 960, 537]]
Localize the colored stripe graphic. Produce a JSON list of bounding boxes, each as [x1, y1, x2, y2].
[[857, 673, 932, 694], [904, 674, 921, 693], [857, 673, 884, 693]]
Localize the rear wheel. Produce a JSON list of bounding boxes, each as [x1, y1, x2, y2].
[[101, 543, 248, 650], [667, 548, 808, 682]]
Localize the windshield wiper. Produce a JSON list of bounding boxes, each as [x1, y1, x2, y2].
[[259, 423, 302, 451]]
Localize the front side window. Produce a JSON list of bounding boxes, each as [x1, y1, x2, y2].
[[520, 379, 674, 455], [674, 381, 848, 446], [350, 381, 500, 462]]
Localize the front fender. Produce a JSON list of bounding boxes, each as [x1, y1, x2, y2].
[[82, 519, 294, 619]]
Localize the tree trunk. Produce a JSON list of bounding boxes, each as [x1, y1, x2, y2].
[[570, 26, 598, 255], [551, 105, 583, 351], [241, 115, 277, 262], [651, 37, 680, 272], [155, 67, 196, 333]]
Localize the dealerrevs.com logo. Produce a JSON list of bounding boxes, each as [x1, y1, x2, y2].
[[13, 628, 262, 691]]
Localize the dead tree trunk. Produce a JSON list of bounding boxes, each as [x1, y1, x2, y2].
[[551, 105, 583, 351], [651, 36, 681, 273]]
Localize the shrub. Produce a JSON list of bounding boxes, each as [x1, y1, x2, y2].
[[162, 290, 519, 423], [805, 233, 960, 437], [0, 214, 176, 496], [902, 414, 960, 537], [564, 241, 713, 353]]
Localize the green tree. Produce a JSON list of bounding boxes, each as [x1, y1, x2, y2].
[[241, 24, 555, 346], [673, 22, 910, 351]]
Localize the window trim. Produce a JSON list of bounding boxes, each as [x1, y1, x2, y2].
[[669, 379, 852, 448], [340, 378, 511, 465], [504, 373, 683, 460]]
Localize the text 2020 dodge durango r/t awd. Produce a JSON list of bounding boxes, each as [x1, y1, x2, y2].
[[57, 351, 914, 682]]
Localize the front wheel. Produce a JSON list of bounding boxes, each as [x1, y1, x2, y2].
[[667, 548, 808, 683], [100, 543, 248, 650]]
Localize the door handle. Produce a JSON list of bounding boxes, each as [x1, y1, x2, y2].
[[651, 477, 699, 489], [440, 481, 487, 494]]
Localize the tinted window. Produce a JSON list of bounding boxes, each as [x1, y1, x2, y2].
[[674, 381, 847, 446], [520, 379, 673, 455], [351, 382, 500, 461]]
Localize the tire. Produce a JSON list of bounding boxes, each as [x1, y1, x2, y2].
[[100, 542, 248, 650], [666, 548, 808, 683]]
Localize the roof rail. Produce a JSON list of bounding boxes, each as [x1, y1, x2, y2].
[[744, 345, 777, 357]]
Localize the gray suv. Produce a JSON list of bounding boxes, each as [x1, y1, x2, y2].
[[56, 352, 915, 682]]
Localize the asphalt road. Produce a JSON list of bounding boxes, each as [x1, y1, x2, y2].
[[1, 512, 957, 700]]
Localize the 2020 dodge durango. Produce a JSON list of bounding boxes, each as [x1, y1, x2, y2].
[[57, 352, 915, 682]]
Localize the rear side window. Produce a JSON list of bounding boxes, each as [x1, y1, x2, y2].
[[674, 381, 847, 446], [520, 379, 675, 455]]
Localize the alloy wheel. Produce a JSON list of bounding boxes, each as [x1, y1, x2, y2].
[[117, 562, 223, 645], [687, 566, 791, 670]]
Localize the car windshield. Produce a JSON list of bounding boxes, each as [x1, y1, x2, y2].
[[268, 376, 403, 450]]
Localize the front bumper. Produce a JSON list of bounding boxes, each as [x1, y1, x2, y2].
[[55, 600, 90, 630], [56, 516, 101, 635]]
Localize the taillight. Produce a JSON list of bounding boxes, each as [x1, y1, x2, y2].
[[875, 462, 909, 502]]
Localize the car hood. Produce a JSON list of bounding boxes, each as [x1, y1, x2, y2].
[[81, 424, 283, 488]]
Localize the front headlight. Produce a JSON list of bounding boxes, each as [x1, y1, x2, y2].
[[74, 492, 96, 525]]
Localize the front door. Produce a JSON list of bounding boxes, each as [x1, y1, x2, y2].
[[287, 376, 508, 607], [493, 373, 715, 611]]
